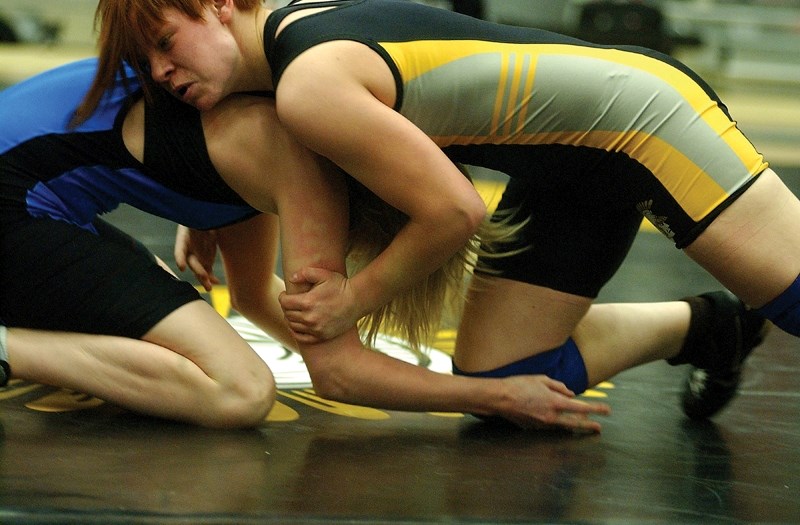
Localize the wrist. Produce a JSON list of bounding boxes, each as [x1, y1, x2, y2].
[[458, 375, 508, 418], [349, 272, 389, 318]]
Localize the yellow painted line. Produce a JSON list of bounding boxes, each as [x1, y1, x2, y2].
[[278, 389, 391, 420], [195, 285, 232, 317], [427, 412, 465, 418], [25, 389, 104, 412], [265, 400, 300, 422], [581, 389, 609, 399], [0, 381, 43, 400]]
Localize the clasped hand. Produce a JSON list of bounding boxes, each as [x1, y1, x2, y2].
[[174, 225, 220, 291], [279, 267, 361, 344]]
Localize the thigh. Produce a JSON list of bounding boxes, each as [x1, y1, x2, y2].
[[459, 149, 649, 369], [142, 298, 273, 389], [0, 217, 200, 337], [454, 276, 592, 371], [685, 168, 800, 307], [477, 149, 644, 298]]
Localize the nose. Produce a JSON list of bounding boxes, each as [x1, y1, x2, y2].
[[148, 53, 174, 83]]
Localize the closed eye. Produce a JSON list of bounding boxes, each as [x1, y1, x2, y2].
[[156, 34, 172, 51]]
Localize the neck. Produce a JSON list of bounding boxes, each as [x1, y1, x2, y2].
[[231, 7, 274, 92]]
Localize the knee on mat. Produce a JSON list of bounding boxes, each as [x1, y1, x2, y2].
[[757, 274, 800, 337], [452, 338, 589, 394], [205, 371, 277, 429]]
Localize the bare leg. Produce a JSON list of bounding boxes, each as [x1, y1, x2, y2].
[[572, 302, 689, 386], [455, 277, 689, 388], [685, 168, 800, 308], [455, 278, 591, 372], [6, 300, 275, 428]]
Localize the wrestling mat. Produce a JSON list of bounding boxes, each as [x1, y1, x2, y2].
[[1, 308, 798, 525]]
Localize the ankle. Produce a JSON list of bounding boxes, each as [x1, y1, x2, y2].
[[667, 296, 711, 366]]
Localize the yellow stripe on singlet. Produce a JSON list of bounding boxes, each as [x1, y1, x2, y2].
[[490, 54, 511, 137], [382, 40, 767, 222], [384, 40, 760, 169]]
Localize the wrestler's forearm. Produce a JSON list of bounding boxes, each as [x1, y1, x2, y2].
[[349, 210, 482, 318], [237, 275, 299, 352], [300, 330, 503, 416]]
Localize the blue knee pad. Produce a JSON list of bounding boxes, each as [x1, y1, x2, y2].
[[757, 274, 800, 336], [452, 337, 589, 394]]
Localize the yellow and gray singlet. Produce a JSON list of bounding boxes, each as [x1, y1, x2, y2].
[[265, 0, 768, 295]]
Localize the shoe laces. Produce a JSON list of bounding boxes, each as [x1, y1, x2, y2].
[[688, 369, 708, 396]]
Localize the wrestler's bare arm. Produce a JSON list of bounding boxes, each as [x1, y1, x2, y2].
[[192, 93, 609, 430]]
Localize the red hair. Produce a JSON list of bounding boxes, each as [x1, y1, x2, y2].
[[74, 0, 260, 125]]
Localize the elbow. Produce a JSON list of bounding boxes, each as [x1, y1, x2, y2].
[[300, 332, 366, 405], [448, 194, 486, 241], [466, 197, 487, 232], [305, 359, 352, 402]]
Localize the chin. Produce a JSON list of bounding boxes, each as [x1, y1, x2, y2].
[[193, 98, 216, 111], [192, 92, 225, 112]]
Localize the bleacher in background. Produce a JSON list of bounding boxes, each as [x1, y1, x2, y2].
[[450, 0, 800, 87]]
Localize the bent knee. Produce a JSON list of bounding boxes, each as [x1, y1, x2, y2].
[[453, 338, 589, 394], [203, 370, 277, 429]]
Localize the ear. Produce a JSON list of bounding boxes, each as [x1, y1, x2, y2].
[[213, 0, 234, 22]]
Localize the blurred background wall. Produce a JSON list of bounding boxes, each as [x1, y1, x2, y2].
[[2, 0, 799, 88]]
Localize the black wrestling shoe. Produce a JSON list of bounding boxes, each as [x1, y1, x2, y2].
[[0, 324, 8, 387], [0, 360, 9, 388], [673, 291, 769, 420]]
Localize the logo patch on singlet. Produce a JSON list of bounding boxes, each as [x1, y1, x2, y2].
[[637, 199, 675, 239]]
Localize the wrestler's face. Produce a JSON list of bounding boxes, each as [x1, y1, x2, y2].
[[147, 5, 239, 111]]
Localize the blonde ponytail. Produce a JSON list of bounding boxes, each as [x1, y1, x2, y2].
[[346, 165, 525, 359]]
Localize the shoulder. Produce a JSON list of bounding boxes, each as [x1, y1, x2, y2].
[[121, 99, 145, 162], [203, 95, 284, 176], [203, 94, 278, 142]]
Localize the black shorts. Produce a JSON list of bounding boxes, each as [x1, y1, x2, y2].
[[473, 144, 759, 298], [0, 216, 201, 339]]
